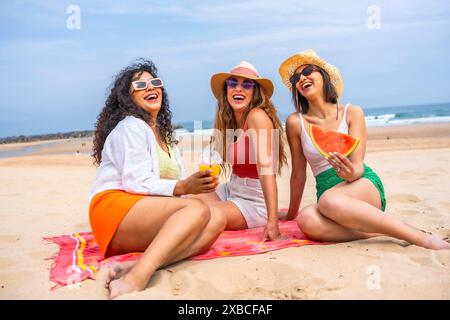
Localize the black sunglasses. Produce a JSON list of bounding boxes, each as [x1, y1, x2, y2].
[[289, 65, 317, 85]]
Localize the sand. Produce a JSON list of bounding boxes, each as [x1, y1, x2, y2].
[[0, 123, 449, 300]]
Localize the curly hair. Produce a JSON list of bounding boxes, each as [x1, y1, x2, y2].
[[92, 59, 175, 166], [213, 81, 287, 175]]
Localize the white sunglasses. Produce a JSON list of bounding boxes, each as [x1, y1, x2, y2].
[[129, 78, 164, 94]]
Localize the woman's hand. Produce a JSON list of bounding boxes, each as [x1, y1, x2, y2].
[[261, 220, 284, 242], [278, 209, 298, 221], [174, 170, 219, 196], [285, 210, 299, 221], [326, 152, 360, 182]]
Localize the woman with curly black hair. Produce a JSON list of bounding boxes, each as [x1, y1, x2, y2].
[[89, 59, 225, 299]]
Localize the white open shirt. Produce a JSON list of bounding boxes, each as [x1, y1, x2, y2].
[[89, 116, 186, 202]]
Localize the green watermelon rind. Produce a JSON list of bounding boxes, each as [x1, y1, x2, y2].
[[308, 124, 360, 159]]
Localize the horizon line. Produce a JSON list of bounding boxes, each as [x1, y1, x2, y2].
[[1, 100, 449, 140]]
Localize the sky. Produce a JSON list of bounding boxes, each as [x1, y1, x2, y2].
[[1, 0, 450, 137]]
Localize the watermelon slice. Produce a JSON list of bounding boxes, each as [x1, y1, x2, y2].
[[309, 124, 360, 158]]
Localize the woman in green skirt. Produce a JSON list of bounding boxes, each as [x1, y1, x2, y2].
[[279, 49, 449, 249]]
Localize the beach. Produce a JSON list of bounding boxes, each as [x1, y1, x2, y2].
[[0, 123, 449, 299]]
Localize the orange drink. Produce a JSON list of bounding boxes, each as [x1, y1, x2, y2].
[[198, 163, 221, 177]]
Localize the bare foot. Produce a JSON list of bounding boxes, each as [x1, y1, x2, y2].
[[105, 261, 137, 288], [423, 234, 450, 250], [108, 273, 148, 299]]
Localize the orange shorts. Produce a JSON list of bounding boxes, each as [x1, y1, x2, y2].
[[89, 189, 145, 257]]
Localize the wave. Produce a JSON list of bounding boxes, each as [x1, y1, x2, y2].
[[366, 116, 450, 127], [174, 109, 450, 133], [365, 113, 396, 126], [365, 113, 396, 121]]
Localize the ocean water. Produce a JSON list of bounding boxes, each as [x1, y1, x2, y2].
[[0, 142, 57, 158], [362, 102, 450, 127], [175, 102, 450, 131], [1, 102, 449, 159]]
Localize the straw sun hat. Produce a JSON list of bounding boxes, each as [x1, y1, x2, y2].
[[278, 49, 344, 98], [210, 61, 274, 98]]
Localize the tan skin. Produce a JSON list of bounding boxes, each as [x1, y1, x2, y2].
[[105, 71, 226, 299], [194, 76, 283, 241], [285, 64, 450, 250]]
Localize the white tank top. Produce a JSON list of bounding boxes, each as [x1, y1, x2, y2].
[[299, 104, 350, 177]]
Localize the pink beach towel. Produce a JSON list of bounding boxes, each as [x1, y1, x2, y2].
[[44, 219, 324, 290]]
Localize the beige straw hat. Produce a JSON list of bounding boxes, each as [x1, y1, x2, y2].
[[210, 61, 274, 98], [278, 49, 343, 98]]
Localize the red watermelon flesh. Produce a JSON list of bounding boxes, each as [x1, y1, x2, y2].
[[309, 124, 360, 158]]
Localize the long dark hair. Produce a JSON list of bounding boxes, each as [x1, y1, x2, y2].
[[92, 58, 174, 166], [291, 65, 338, 114]]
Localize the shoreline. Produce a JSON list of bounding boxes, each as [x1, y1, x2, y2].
[[0, 123, 449, 159], [1, 120, 450, 145]]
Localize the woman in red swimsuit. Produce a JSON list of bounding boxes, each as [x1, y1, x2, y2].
[[195, 61, 287, 241]]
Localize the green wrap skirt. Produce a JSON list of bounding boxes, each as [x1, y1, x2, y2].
[[315, 164, 386, 212]]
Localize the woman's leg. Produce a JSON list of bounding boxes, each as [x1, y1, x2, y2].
[[106, 196, 213, 299], [316, 178, 450, 249], [106, 197, 227, 292], [297, 204, 382, 242], [162, 204, 227, 262], [193, 192, 248, 230]]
